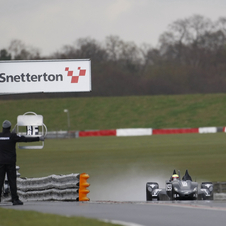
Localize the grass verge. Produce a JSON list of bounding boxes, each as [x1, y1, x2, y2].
[[0, 208, 120, 226], [1, 93, 226, 131], [17, 133, 226, 183]]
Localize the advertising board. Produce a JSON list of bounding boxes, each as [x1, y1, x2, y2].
[[0, 59, 91, 94]]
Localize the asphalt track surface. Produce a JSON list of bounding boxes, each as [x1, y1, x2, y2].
[[1, 200, 226, 226]]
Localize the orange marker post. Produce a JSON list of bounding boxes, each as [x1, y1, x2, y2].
[[79, 173, 90, 201]]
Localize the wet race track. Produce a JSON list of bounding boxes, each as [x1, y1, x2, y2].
[[2, 200, 226, 226]]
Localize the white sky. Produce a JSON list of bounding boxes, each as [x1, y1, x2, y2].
[[1, 0, 226, 56]]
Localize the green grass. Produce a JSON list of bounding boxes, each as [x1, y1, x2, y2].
[[17, 133, 226, 182], [1, 93, 226, 131], [1, 94, 226, 224], [0, 208, 120, 226], [2, 133, 225, 225]]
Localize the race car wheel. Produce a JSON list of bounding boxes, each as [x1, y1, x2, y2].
[[171, 189, 176, 201]]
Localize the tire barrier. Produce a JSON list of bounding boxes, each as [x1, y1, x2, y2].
[[2, 173, 90, 202], [17, 174, 79, 201]]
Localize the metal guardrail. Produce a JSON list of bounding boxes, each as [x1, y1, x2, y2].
[[45, 126, 226, 139], [46, 131, 78, 139], [213, 182, 226, 193]]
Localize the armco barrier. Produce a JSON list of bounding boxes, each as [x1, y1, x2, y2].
[[46, 131, 68, 139], [79, 130, 116, 137], [213, 182, 226, 193], [152, 128, 199, 135], [116, 128, 152, 136], [212, 182, 226, 200], [45, 127, 225, 138], [199, 127, 217, 133], [15, 173, 90, 201]]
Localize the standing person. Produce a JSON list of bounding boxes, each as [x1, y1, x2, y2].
[[0, 120, 44, 205]]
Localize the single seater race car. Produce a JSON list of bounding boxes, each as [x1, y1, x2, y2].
[[146, 170, 213, 201]]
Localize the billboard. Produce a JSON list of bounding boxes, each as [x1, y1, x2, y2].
[[0, 59, 91, 94]]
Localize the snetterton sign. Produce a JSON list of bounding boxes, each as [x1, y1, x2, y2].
[[0, 59, 91, 94]]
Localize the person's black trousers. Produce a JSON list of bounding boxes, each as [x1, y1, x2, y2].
[[0, 164, 19, 201]]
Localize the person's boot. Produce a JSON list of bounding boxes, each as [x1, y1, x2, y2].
[[12, 199, 23, 205]]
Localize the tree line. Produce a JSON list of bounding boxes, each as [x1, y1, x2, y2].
[[1, 15, 226, 98]]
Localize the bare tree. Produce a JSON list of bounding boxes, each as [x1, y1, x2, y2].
[[75, 37, 108, 62], [0, 49, 11, 60], [8, 39, 40, 60], [105, 35, 123, 62]]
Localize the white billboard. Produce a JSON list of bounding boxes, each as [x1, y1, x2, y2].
[[0, 59, 91, 94]]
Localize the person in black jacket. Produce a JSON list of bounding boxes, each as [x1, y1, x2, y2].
[[0, 120, 44, 205]]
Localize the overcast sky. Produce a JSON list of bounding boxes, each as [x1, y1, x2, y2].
[[1, 0, 226, 56]]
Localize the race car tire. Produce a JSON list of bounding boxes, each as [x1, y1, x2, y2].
[[171, 188, 176, 201], [146, 182, 159, 201]]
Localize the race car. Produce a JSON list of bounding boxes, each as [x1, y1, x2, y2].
[[146, 170, 213, 201]]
